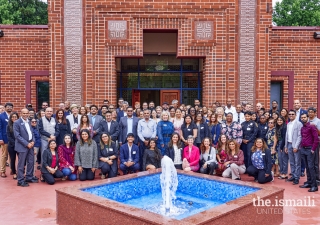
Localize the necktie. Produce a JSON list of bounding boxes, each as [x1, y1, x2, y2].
[[238, 113, 240, 123]]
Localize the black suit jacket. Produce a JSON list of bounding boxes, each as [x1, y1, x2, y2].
[[165, 146, 183, 163], [99, 120, 120, 142], [41, 149, 60, 174]]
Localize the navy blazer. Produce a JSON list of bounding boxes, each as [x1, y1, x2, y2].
[[99, 120, 120, 142], [196, 122, 209, 142], [41, 149, 60, 174], [250, 149, 272, 175], [120, 143, 139, 164], [119, 116, 139, 144], [0, 112, 9, 143], [13, 118, 35, 153], [98, 141, 118, 174], [165, 146, 183, 163]]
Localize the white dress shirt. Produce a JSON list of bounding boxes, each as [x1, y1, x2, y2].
[[22, 118, 33, 141]]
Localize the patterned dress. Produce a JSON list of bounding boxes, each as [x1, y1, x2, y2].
[[220, 122, 243, 145], [157, 120, 174, 155], [216, 149, 227, 175], [265, 127, 277, 165]]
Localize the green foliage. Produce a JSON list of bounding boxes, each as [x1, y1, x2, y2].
[[273, 0, 320, 26], [0, 0, 48, 25]]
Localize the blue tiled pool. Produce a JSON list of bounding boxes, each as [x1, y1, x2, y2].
[[82, 174, 259, 220]]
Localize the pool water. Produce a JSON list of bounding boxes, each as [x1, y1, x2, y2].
[[82, 173, 259, 220]]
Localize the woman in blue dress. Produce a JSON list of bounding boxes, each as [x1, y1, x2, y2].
[[157, 111, 174, 156]]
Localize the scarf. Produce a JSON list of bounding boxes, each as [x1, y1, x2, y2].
[[60, 145, 74, 164]]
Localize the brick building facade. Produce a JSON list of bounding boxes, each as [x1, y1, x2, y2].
[[0, 0, 319, 115]]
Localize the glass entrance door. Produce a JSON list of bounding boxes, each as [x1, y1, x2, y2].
[[117, 55, 202, 105]]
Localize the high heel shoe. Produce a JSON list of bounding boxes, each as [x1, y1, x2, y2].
[[13, 174, 17, 180]]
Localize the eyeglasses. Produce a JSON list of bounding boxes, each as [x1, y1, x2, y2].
[[288, 114, 295, 116], [268, 122, 274, 124]]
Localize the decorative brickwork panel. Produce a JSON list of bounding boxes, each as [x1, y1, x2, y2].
[[238, 0, 257, 103], [108, 21, 127, 40], [64, 0, 83, 104], [194, 21, 213, 40]]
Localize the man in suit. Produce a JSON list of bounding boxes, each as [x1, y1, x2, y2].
[[294, 99, 308, 177], [88, 105, 103, 143], [99, 111, 120, 142], [119, 133, 140, 174], [119, 106, 139, 145], [66, 104, 81, 143], [13, 108, 38, 187], [0, 102, 13, 177], [116, 101, 128, 122], [285, 110, 303, 185]]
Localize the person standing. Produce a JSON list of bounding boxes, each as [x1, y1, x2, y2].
[[224, 98, 236, 118], [13, 108, 38, 187], [257, 115, 268, 139], [119, 106, 139, 145], [234, 104, 245, 124], [64, 101, 71, 116], [88, 105, 104, 143], [55, 109, 71, 146], [156, 111, 174, 155], [6, 112, 19, 179], [221, 113, 242, 145], [194, 113, 209, 148], [137, 109, 157, 170], [99, 111, 120, 142], [116, 101, 129, 122], [269, 100, 279, 116], [284, 110, 303, 185], [307, 107, 320, 182], [38, 107, 60, 157], [299, 113, 319, 192], [276, 117, 288, 179], [0, 103, 13, 177], [241, 112, 258, 168]]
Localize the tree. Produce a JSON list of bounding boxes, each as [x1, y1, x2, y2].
[[273, 0, 320, 26], [0, 0, 48, 25]]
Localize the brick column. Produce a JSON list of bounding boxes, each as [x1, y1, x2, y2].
[[238, 0, 257, 103], [64, 0, 83, 104]]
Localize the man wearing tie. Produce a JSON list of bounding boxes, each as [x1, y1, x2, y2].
[[14, 108, 38, 187], [0, 102, 13, 178], [99, 111, 120, 142], [88, 105, 103, 143], [233, 104, 245, 124], [119, 106, 139, 145]]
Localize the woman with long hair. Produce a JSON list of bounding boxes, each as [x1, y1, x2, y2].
[[276, 117, 288, 179], [222, 139, 245, 180], [6, 112, 19, 179], [265, 118, 278, 176], [208, 113, 221, 146], [165, 132, 183, 170], [151, 110, 160, 125], [76, 114, 93, 140], [55, 109, 71, 146], [41, 140, 64, 184], [246, 138, 273, 184], [216, 134, 228, 175], [58, 134, 77, 181], [199, 137, 217, 175], [79, 106, 87, 116], [280, 108, 289, 123], [180, 114, 197, 146], [98, 133, 118, 179], [188, 107, 196, 120], [172, 108, 184, 134], [194, 113, 209, 148], [74, 129, 98, 181], [182, 136, 200, 172], [215, 107, 225, 123], [143, 139, 162, 171]]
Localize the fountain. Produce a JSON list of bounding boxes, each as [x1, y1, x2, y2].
[[56, 164, 284, 224], [160, 156, 178, 214]]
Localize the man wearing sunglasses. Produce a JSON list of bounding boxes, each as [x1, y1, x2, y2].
[[284, 110, 303, 185]]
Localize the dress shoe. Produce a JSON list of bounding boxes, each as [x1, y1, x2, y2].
[[235, 178, 241, 180], [299, 184, 311, 188], [25, 178, 39, 183], [308, 187, 318, 192], [301, 172, 305, 177], [37, 165, 41, 170], [293, 179, 299, 185], [286, 177, 294, 182], [17, 181, 29, 187]]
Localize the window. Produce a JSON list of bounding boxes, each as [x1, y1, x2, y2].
[[37, 81, 49, 111]]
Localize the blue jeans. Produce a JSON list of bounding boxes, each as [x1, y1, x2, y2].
[[278, 144, 288, 175], [62, 168, 77, 181], [287, 143, 301, 179]]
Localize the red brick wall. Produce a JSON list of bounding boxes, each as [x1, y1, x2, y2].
[[0, 25, 49, 111], [270, 27, 320, 109]]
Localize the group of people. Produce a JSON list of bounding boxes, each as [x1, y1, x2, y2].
[[0, 98, 318, 192]]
